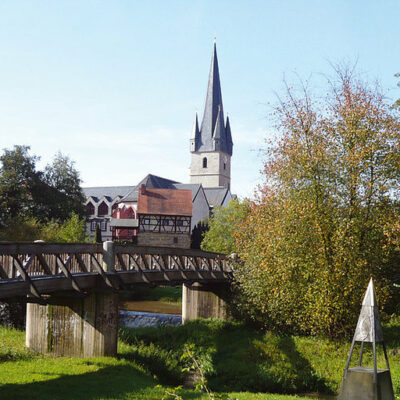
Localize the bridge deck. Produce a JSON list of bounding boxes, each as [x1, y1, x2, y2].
[[0, 242, 232, 300]]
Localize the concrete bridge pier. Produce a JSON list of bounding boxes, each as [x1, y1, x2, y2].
[[182, 282, 230, 323], [26, 291, 118, 357]]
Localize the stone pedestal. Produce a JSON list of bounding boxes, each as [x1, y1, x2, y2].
[[182, 282, 228, 323], [26, 291, 118, 357], [338, 367, 395, 400]]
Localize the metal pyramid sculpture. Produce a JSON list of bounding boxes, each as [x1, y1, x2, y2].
[[353, 279, 384, 343], [338, 278, 394, 400]]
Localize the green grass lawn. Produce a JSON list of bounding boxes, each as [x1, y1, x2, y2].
[[1, 318, 400, 400]]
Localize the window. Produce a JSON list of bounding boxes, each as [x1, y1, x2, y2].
[[177, 220, 183, 227], [144, 218, 150, 225], [98, 202, 109, 216], [173, 237, 178, 244], [163, 219, 169, 226], [203, 157, 207, 168], [100, 221, 107, 231], [223, 162, 226, 170], [87, 203, 95, 216], [91, 222, 97, 231]]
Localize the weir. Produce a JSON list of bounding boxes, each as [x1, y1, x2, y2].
[[0, 241, 232, 357]]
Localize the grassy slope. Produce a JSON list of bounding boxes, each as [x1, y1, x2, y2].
[[120, 319, 400, 396], [0, 327, 308, 400], [2, 318, 400, 399]]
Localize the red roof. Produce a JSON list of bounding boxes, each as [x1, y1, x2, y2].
[[137, 187, 192, 216]]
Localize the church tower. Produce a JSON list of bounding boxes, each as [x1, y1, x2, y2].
[[190, 42, 233, 189]]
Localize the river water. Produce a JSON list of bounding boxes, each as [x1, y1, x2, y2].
[[119, 300, 182, 328]]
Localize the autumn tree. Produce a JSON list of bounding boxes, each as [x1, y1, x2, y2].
[[234, 70, 400, 337]]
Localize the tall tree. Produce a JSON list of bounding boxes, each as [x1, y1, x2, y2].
[[0, 145, 39, 226], [44, 152, 85, 220], [235, 70, 400, 337]]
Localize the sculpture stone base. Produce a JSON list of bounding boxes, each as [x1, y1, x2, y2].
[[338, 367, 394, 400]]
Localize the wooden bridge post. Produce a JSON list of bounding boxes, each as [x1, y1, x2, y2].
[[25, 241, 118, 357], [182, 282, 229, 323]]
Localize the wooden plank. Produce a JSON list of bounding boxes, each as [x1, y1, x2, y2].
[[90, 254, 117, 289], [12, 256, 42, 298], [0, 261, 9, 279], [74, 254, 89, 273], [114, 243, 228, 259], [36, 254, 53, 275], [0, 242, 103, 255], [116, 254, 127, 271], [56, 255, 84, 293]]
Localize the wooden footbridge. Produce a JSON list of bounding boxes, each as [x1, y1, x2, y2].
[[0, 242, 232, 358]]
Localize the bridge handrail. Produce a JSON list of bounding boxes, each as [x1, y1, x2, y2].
[[114, 244, 228, 259], [0, 242, 103, 255], [0, 242, 228, 259]]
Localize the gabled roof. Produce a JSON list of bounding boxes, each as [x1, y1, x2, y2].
[[83, 186, 134, 200], [121, 174, 179, 202], [137, 188, 192, 216], [204, 187, 229, 208], [191, 42, 233, 156]]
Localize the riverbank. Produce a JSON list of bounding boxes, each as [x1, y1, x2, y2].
[[1, 318, 400, 399], [0, 325, 311, 400]]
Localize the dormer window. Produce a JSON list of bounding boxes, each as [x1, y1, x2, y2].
[[203, 157, 207, 168], [98, 201, 109, 216], [86, 203, 95, 216]]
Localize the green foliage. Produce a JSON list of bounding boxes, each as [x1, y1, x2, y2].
[[94, 223, 103, 243], [0, 213, 88, 242], [201, 199, 248, 254], [44, 152, 85, 220], [0, 145, 39, 225], [234, 70, 400, 337], [0, 146, 85, 229], [118, 319, 329, 395], [0, 325, 310, 400]]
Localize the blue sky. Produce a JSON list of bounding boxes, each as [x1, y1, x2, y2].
[[1, 1, 400, 197]]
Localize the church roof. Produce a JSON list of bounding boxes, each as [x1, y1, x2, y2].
[[203, 187, 230, 208], [83, 186, 133, 200], [191, 42, 233, 156], [121, 174, 179, 202]]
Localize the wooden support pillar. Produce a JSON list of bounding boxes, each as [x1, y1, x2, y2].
[[182, 282, 229, 323], [26, 291, 118, 357]]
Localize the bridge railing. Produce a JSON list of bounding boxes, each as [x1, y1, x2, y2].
[[0, 242, 232, 299]]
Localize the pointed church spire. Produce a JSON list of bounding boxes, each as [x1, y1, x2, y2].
[[213, 106, 224, 150], [190, 113, 200, 151], [200, 41, 225, 145], [225, 116, 233, 155], [191, 113, 200, 140], [190, 41, 232, 156]]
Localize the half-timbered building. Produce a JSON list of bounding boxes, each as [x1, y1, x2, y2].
[[110, 185, 192, 248]]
